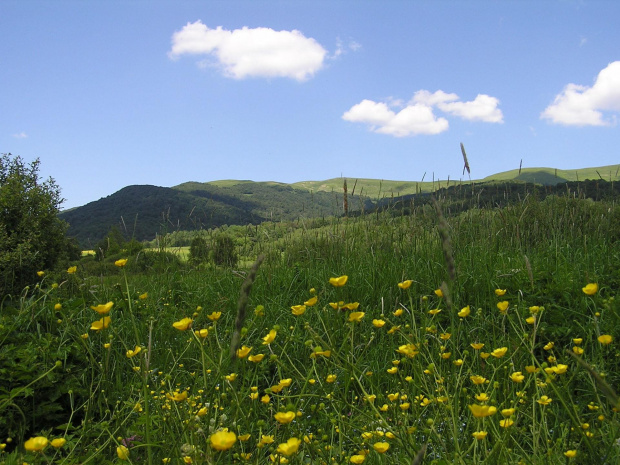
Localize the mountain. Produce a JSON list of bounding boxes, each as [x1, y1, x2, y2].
[[59, 165, 620, 247], [59, 181, 370, 247]]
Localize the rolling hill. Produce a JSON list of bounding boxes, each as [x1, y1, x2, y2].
[[59, 164, 620, 247]]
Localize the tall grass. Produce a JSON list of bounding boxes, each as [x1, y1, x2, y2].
[[1, 193, 618, 464]]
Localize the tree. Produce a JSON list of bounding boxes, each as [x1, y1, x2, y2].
[[0, 154, 71, 296]]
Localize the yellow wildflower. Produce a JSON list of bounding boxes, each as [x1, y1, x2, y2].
[[396, 344, 419, 358], [117, 445, 130, 460], [471, 343, 484, 350], [510, 372, 525, 383], [304, 296, 318, 306], [291, 305, 306, 316], [472, 431, 487, 440], [434, 288, 443, 298], [598, 334, 613, 345], [67, 266, 77, 274], [210, 430, 236, 451], [262, 329, 277, 345], [50, 438, 66, 448], [490, 347, 508, 358], [537, 395, 552, 406], [350, 455, 366, 464], [114, 258, 128, 267], [329, 275, 348, 287], [501, 408, 516, 417], [469, 404, 497, 418], [497, 301, 509, 313], [457, 306, 471, 318], [274, 411, 296, 424], [582, 283, 598, 295], [236, 346, 252, 358], [495, 289, 507, 296], [207, 311, 221, 321], [139, 292, 148, 300], [326, 374, 337, 383], [373, 442, 390, 453], [24, 436, 49, 452], [564, 450, 577, 458], [126, 346, 142, 358], [398, 280, 413, 289], [90, 316, 111, 331], [91, 301, 114, 314], [248, 354, 265, 363], [372, 319, 386, 328], [277, 437, 301, 456], [349, 311, 365, 322], [172, 317, 193, 331], [499, 419, 514, 428]]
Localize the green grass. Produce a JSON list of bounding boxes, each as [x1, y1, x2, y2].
[[1, 193, 619, 464]]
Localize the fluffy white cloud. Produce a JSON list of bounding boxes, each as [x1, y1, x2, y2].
[[343, 89, 503, 137], [541, 61, 620, 126], [342, 99, 449, 137], [12, 132, 28, 138], [169, 21, 327, 81]]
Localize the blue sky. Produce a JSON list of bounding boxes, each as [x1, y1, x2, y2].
[[2, 0, 619, 210]]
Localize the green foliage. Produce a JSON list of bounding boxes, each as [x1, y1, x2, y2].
[[211, 234, 238, 267], [188, 236, 210, 265], [0, 154, 72, 297]]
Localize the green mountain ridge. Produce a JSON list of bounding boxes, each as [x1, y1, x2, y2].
[[59, 164, 620, 247]]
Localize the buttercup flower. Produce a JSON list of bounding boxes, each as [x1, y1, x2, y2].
[[372, 319, 386, 328], [262, 329, 277, 345], [24, 436, 49, 452], [582, 283, 598, 295], [434, 288, 443, 298], [598, 334, 613, 345], [276, 437, 301, 456], [501, 408, 516, 417], [326, 374, 337, 383], [329, 275, 348, 287], [274, 411, 296, 424], [537, 395, 553, 406], [304, 296, 318, 306], [207, 311, 222, 321], [458, 306, 471, 318], [564, 450, 577, 458], [90, 316, 111, 331], [471, 343, 484, 350], [499, 419, 514, 428], [91, 301, 114, 314], [50, 438, 66, 448], [398, 280, 413, 289], [470, 375, 487, 385], [396, 344, 419, 358], [37, 271, 45, 277], [67, 266, 77, 274], [167, 390, 188, 402], [349, 311, 365, 322], [497, 301, 509, 313], [115, 258, 128, 267], [373, 442, 390, 453], [210, 430, 237, 451], [490, 347, 508, 358], [236, 346, 252, 358], [469, 404, 497, 418], [510, 372, 525, 383], [126, 346, 142, 358], [172, 317, 193, 331], [472, 431, 488, 440], [495, 289, 507, 296], [139, 292, 148, 300], [117, 445, 130, 460], [291, 305, 306, 316], [248, 354, 265, 363], [350, 455, 366, 464]]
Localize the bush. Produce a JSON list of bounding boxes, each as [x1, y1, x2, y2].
[[188, 236, 210, 265], [211, 234, 238, 267], [0, 154, 72, 296]]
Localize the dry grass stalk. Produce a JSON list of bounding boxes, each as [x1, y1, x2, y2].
[[230, 254, 265, 359]]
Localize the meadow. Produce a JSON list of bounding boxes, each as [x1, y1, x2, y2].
[[1, 188, 619, 464]]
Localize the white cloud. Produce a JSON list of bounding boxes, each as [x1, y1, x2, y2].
[[12, 132, 28, 138], [342, 99, 449, 137], [169, 21, 327, 81], [541, 61, 620, 126], [343, 89, 503, 137], [330, 37, 362, 59]]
